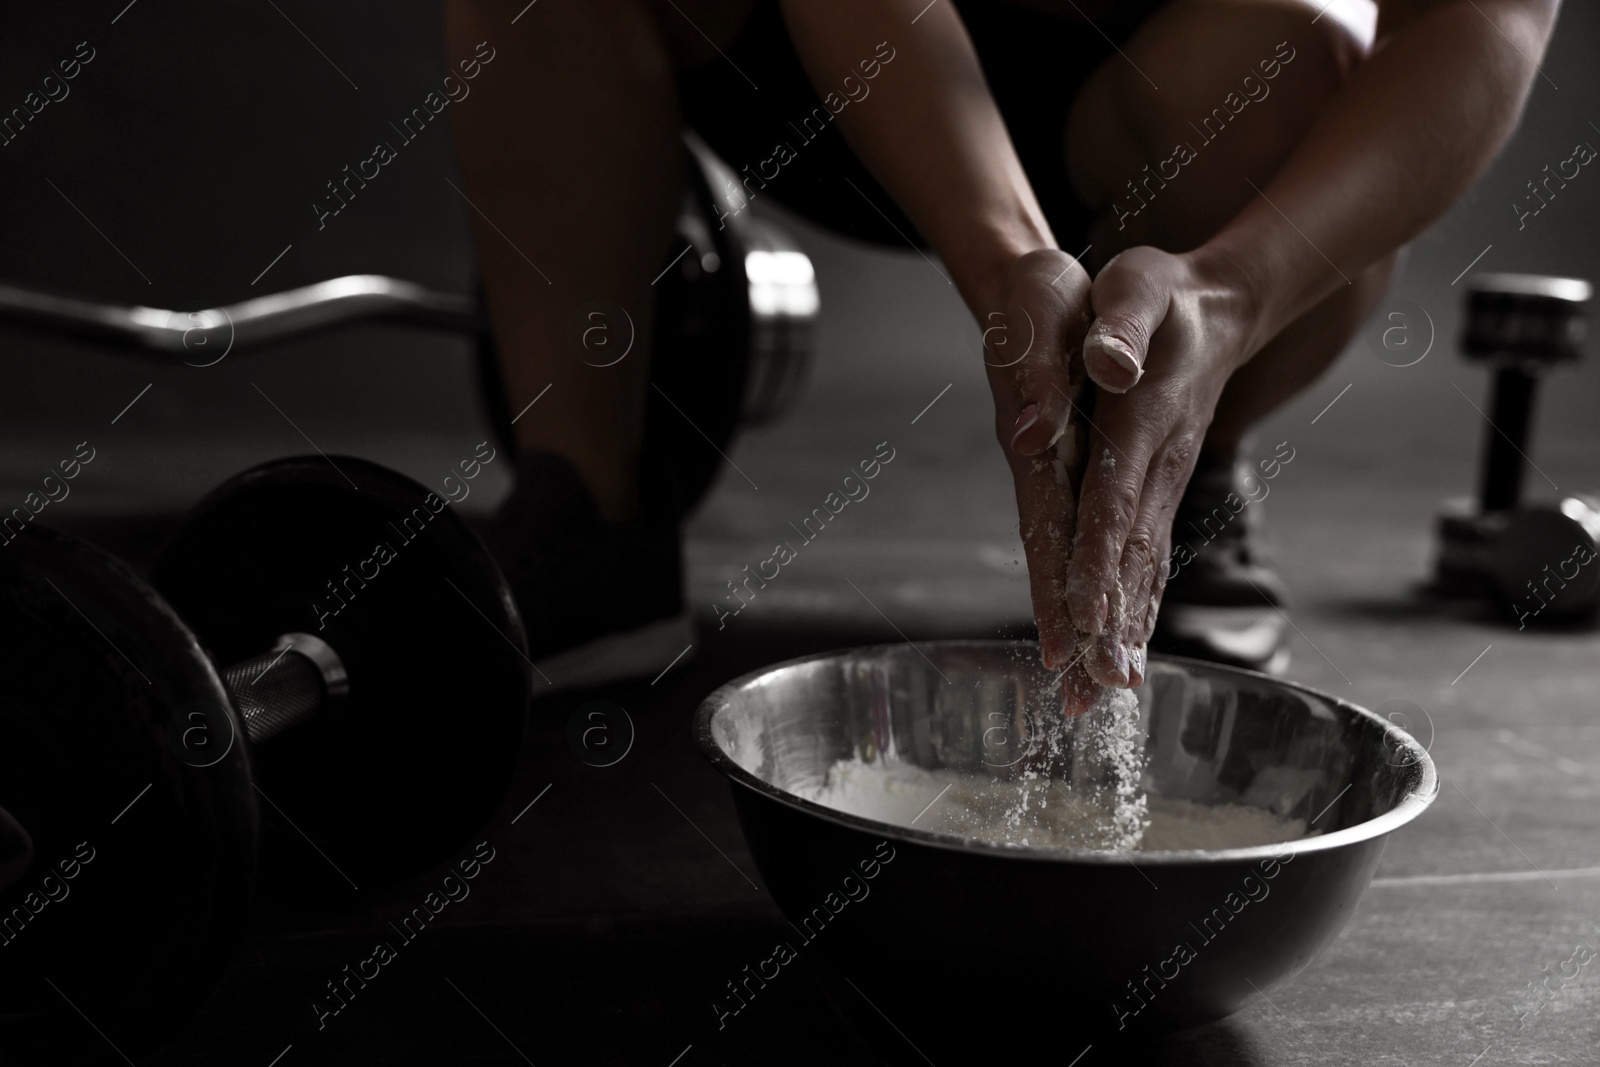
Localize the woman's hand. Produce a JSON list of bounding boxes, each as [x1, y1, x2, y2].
[[1064, 246, 1258, 694], [977, 248, 1101, 706]]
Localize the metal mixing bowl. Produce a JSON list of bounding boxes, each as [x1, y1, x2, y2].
[[694, 642, 1437, 1041]]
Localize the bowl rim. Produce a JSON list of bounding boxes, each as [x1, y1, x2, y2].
[[693, 640, 1440, 865]]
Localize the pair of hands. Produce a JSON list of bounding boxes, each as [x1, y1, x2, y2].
[[980, 246, 1255, 715]]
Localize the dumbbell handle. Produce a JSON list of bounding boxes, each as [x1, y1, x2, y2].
[[220, 633, 349, 745], [1479, 364, 1540, 513]]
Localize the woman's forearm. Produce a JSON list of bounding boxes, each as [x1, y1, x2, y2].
[[1198, 0, 1560, 361], [778, 0, 1055, 311]]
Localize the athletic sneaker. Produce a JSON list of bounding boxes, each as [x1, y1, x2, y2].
[[1151, 450, 1291, 675], [480, 451, 694, 690]]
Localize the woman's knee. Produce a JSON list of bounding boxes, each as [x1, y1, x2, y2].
[[1067, 0, 1376, 255]]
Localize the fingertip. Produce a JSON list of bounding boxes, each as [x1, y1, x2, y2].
[[1059, 663, 1098, 718], [1009, 404, 1040, 451], [1089, 631, 1129, 687], [1040, 631, 1072, 671], [1092, 334, 1141, 375], [1128, 644, 1147, 687], [1011, 431, 1049, 456], [1011, 404, 1066, 456], [1084, 335, 1143, 393]]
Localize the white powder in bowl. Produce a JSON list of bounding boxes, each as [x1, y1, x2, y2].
[[795, 682, 1306, 852], [797, 758, 1305, 851]]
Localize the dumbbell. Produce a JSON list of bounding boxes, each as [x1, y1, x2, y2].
[[1433, 273, 1600, 622], [0, 455, 529, 1056]]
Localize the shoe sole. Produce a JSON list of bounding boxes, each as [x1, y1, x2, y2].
[[1153, 605, 1292, 676], [534, 613, 698, 691]]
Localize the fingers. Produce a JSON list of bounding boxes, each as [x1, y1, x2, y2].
[[1122, 452, 1186, 687], [1086, 535, 1152, 688], [1084, 334, 1143, 394], [985, 250, 1092, 456], [978, 249, 1100, 688], [1140, 550, 1170, 649], [1082, 248, 1174, 395], [1007, 446, 1080, 671], [1059, 654, 1099, 718], [1062, 395, 1164, 641], [1080, 432, 1195, 688], [1125, 524, 1169, 688]]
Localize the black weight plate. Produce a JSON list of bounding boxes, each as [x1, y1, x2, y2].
[[149, 456, 529, 884], [1488, 506, 1600, 620], [0, 524, 258, 1058], [647, 141, 754, 516]]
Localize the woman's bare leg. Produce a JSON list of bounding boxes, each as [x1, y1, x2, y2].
[[445, 0, 686, 522], [1065, 0, 1392, 449]]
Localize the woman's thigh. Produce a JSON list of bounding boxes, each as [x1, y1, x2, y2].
[[1064, 0, 1375, 264], [675, 0, 1168, 251]]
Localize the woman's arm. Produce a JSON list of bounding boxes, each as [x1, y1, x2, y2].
[[779, 0, 1104, 688], [778, 0, 1053, 311], [1205, 0, 1561, 354], [1058, 0, 1563, 688]]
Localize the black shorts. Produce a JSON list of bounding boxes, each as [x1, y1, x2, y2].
[[678, 0, 1167, 252]]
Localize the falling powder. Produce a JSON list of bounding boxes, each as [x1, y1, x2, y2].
[[1092, 684, 1149, 850]]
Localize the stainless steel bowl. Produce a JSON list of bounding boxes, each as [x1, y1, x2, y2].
[[694, 642, 1437, 1040]]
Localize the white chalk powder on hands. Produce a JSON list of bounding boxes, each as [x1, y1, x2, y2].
[[796, 682, 1306, 853]]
